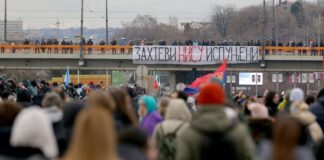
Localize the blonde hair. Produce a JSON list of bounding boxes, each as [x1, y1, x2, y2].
[[86, 91, 116, 111], [64, 107, 117, 160]]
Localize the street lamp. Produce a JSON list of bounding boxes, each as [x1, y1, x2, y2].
[[105, 0, 109, 44], [4, 0, 7, 42], [79, 0, 85, 66]]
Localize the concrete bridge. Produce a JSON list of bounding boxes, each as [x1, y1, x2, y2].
[[0, 44, 323, 73], [1, 45, 324, 94]]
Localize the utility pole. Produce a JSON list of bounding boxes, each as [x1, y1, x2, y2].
[[79, 0, 85, 66], [318, 1, 321, 45], [105, 0, 109, 44], [4, 0, 7, 42], [272, 0, 275, 43], [262, 0, 266, 60]]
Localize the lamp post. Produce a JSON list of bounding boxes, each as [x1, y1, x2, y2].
[[272, 0, 275, 43], [4, 0, 7, 42], [105, 0, 109, 44], [79, 0, 85, 67], [262, 0, 266, 61], [318, 1, 321, 45]]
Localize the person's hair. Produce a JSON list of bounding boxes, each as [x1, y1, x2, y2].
[[243, 97, 256, 116], [31, 80, 37, 88], [177, 91, 188, 102], [158, 96, 170, 117], [1, 90, 11, 100], [305, 95, 315, 106], [64, 107, 117, 160], [86, 91, 116, 111], [119, 126, 148, 150], [0, 102, 21, 127], [109, 88, 137, 126], [16, 89, 32, 103], [317, 88, 324, 99], [265, 91, 277, 106], [272, 116, 304, 160], [52, 82, 59, 87], [42, 92, 62, 109]]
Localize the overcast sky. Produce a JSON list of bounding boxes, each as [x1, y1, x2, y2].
[[0, 0, 313, 29]]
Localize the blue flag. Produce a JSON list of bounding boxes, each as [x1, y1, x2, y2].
[[64, 66, 70, 86]]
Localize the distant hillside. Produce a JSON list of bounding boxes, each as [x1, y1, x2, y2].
[[24, 28, 119, 43]]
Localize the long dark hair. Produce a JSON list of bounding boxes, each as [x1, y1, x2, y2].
[[109, 88, 138, 127], [272, 116, 306, 160], [265, 91, 277, 106]]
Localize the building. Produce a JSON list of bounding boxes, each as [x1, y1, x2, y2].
[[319, 0, 324, 7], [0, 20, 24, 41], [180, 22, 211, 32], [168, 16, 179, 28]]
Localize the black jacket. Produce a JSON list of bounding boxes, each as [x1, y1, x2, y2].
[[310, 97, 324, 131]]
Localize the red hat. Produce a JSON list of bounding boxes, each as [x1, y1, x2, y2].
[[197, 83, 225, 105]]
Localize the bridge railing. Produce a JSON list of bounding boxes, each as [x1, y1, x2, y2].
[[0, 45, 133, 55], [0, 45, 324, 56]]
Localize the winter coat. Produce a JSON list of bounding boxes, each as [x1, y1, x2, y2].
[[258, 140, 315, 160], [247, 118, 273, 146], [118, 144, 147, 160], [153, 99, 192, 160], [310, 97, 324, 132], [292, 111, 323, 145], [176, 107, 256, 160], [140, 111, 163, 137]]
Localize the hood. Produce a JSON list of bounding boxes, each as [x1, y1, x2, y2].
[[292, 111, 316, 125], [10, 107, 58, 158], [191, 107, 236, 133], [62, 102, 84, 128], [165, 99, 192, 122], [318, 97, 324, 105], [43, 106, 63, 123], [140, 96, 157, 113]]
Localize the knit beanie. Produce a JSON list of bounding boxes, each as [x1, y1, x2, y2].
[[247, 103, 269, 119], [197, 83, 225, 105], [289, 88, 304, 102]]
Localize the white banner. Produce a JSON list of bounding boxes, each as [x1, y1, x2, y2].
[[239, 73, 263, 85], [272, 74, 277, 83], [302, 73, 308, 83], [278, 74, 283, 83], [133, 46, 260, 65], [309, 73, 315, 83]]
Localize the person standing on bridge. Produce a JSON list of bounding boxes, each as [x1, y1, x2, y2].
[[99, 40, 105, 54], [53, 39, 59, 54], [120, 37, 127, 54], [47, 39, 53, 54], [61, 39, 67, 54], [87, 38, 94, 54], [111, 38, 117, 55], [41, 38, 46, 53], [34, 40, 40, 54]]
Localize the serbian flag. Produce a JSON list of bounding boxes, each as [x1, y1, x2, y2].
[[189, 60, 227, 88], [153, 75, 160, 89]]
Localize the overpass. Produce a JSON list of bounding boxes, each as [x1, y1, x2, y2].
[[1, 45, 324, 94], [0, 45, 323, 72]]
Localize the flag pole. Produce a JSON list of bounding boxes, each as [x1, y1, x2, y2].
[[77, 68, 80, 84]]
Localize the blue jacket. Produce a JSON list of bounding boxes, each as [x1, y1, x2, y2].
[[310, 97, 324, 131]]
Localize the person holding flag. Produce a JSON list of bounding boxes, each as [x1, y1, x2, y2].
[[64, 66, 70, 86]]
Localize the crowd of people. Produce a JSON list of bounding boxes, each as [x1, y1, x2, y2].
[[1, 77, 324, 159], [2, 38, 324, 56]]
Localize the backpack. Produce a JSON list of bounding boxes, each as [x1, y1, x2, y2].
[[157, 123, 184, 160], [192, 121, 238, 160]]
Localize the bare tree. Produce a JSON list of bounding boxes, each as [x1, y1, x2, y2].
[[211, 5, 235, 38]]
